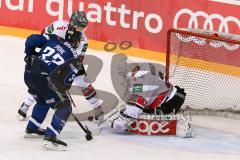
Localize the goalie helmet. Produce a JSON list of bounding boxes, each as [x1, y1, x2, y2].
[[69, 11, 88, 28]]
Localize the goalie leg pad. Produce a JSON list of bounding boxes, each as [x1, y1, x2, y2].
[[176, 118, 195, 138], [110, 95, 146, 131], [110, 109, 137, 131]]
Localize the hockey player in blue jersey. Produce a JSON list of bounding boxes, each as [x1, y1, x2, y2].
[[18, 11, 104, 123], [24, 25, 85, 151]]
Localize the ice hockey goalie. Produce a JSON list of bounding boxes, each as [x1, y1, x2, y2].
[[110, 63, 194, 138]]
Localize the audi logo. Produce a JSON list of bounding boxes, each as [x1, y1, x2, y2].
[[130, 120, 170, 134], [173, 8, 240, 33]]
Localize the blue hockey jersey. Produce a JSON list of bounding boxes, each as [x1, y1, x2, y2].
[[24, 34, 81, 84]]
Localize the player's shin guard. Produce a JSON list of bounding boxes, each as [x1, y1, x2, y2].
[[46, 105, 72, 137], [25, 103, 50, 137], [44, 105, 71, 151], [26, 103, 50, 130]]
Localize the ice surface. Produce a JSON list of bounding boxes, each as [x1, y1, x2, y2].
[[0, 36, 240, 160]]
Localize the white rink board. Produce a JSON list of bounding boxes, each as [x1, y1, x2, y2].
[[0, 36, 240, 160]]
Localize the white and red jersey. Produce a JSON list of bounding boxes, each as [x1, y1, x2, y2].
[[43, 20, 88, 57], [42, 21, 100, 109], [126, 63, 174, 108], [112, 63, 191, 137]]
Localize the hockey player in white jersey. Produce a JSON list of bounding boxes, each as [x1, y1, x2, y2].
[[110, 63, 194, 138], [18, 11, 104, 121]]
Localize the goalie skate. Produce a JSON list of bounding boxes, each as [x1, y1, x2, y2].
[[43, 136, 67, 151]]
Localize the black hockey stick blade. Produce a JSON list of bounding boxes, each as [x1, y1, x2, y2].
[[71, 113, 93, 141]]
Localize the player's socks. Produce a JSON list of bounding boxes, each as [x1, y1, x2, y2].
[[17, 93, 36, 120]]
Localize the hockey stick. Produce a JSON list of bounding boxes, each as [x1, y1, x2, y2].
[[47, 77, 93, 140], [66, 91, 93, 141], [70, 112, 93, 140]]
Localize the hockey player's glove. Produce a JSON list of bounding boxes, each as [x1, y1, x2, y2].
[[49, 57, 84, 93], [24, 55, 39, 67], [24, 55, 45, 74]]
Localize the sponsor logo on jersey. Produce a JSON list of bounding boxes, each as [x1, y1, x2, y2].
[[56, 26, 68, 30], [133, 84, 143, 93], [46, 98, 56, 104]]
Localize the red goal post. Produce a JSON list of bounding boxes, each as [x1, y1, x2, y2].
[[166, 28, 240, 118]]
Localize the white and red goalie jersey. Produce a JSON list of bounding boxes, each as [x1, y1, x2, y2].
[[111, 63, 194, 138]]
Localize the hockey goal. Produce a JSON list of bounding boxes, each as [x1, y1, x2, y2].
[[166, 28, 240, 118]]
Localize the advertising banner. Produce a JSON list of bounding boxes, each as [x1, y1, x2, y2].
[[0, 0, 240, 54]]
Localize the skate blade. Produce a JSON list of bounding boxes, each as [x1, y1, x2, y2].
[[24, 133, 44, 138], [43, 141, 67, 151], [16, 115, 27, 121]]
